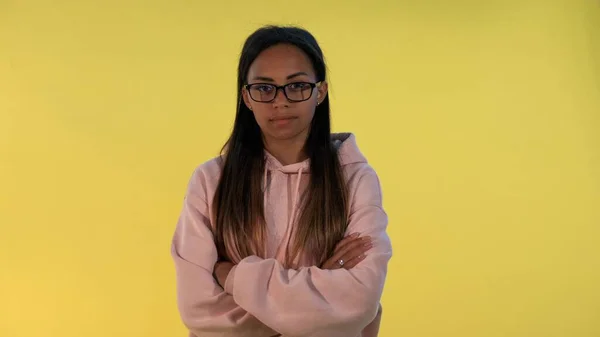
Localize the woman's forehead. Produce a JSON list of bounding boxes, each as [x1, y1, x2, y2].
[[248, 44, 316, 81]]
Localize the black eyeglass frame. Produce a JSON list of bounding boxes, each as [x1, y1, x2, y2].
[[244, 81, 322, 103]]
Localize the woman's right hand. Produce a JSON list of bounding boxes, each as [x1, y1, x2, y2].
[[321, 233, 373, 270]]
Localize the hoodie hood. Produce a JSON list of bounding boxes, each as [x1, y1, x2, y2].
[[333, 132, 368, 166], [263, 132, 368, 174]]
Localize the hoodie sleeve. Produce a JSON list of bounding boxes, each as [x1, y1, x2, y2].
[[223, 166, 393, 337], [170, 167, 279, 337]]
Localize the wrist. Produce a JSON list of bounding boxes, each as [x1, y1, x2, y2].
[[214, 261, 233, 288], [213, 262, 223, 286], [223, 264, 237, 295]]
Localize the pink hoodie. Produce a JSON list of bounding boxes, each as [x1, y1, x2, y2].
[[171, 133, 392, 337]]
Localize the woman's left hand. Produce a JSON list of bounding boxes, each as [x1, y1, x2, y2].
[[321, 233, 373, 270], [214, 261, 235, 288]]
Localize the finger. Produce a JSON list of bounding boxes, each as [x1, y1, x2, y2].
[[334, 236, 371, 259], [322, 245, 359, 270], [334, 232, 361, 251], [321, 259, 336, 270], [322, 249, 354, 269], [321, 234, 370, 269], [341, 253, 367, 269], [322, 237, 362, 269], [343, 242, 372, 262], [328, 237, 372, 268], [324, 247, 367, 270], [339, 241, 373, 269], [321, 257, 342, 270]]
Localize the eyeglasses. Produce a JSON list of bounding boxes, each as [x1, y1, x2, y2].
[[245, 81, 321, 103]]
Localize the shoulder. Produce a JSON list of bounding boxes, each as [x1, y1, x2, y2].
[[343, 162, 384, 208], [184, 155, 224, 202], [191, 155, 223, 180], [333, 132, 381, 195]]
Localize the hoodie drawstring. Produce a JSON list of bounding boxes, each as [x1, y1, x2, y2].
[[263, 165, 304, 230], [263, 165, 268, 213], [288, 167, 303, 230], [266, 165, 304, 263]]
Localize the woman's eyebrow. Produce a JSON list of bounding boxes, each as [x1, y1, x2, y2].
[[286, 71, 309, 79], [252, 76, 275, 82]]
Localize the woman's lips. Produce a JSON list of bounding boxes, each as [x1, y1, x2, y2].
[[270, 116, 297, 126]]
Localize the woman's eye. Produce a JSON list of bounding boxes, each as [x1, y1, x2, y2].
[[257, 85, 274, 93], [289, 83, 309, 90]]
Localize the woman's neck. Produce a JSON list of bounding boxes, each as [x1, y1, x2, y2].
[[264, 137, 308, 166]]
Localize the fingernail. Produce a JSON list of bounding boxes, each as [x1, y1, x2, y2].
[[364, 242, 373, 248], [351, 232, 360, 238]]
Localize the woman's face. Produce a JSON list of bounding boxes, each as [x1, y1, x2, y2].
[[243, 44, 328, 143]]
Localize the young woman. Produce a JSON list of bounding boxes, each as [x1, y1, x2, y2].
[[171, 25, 392, 337]]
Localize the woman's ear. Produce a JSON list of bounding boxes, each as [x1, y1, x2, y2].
[[316, 81, 328, 105], [242, 87, 253, 111]]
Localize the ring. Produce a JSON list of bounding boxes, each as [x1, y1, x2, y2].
[[338, 259, 344, 267]]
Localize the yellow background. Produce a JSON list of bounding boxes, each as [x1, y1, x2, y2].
[[1, 0, 599, 336]]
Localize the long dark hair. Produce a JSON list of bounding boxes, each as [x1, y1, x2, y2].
[[213, 25, 348, 267]]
